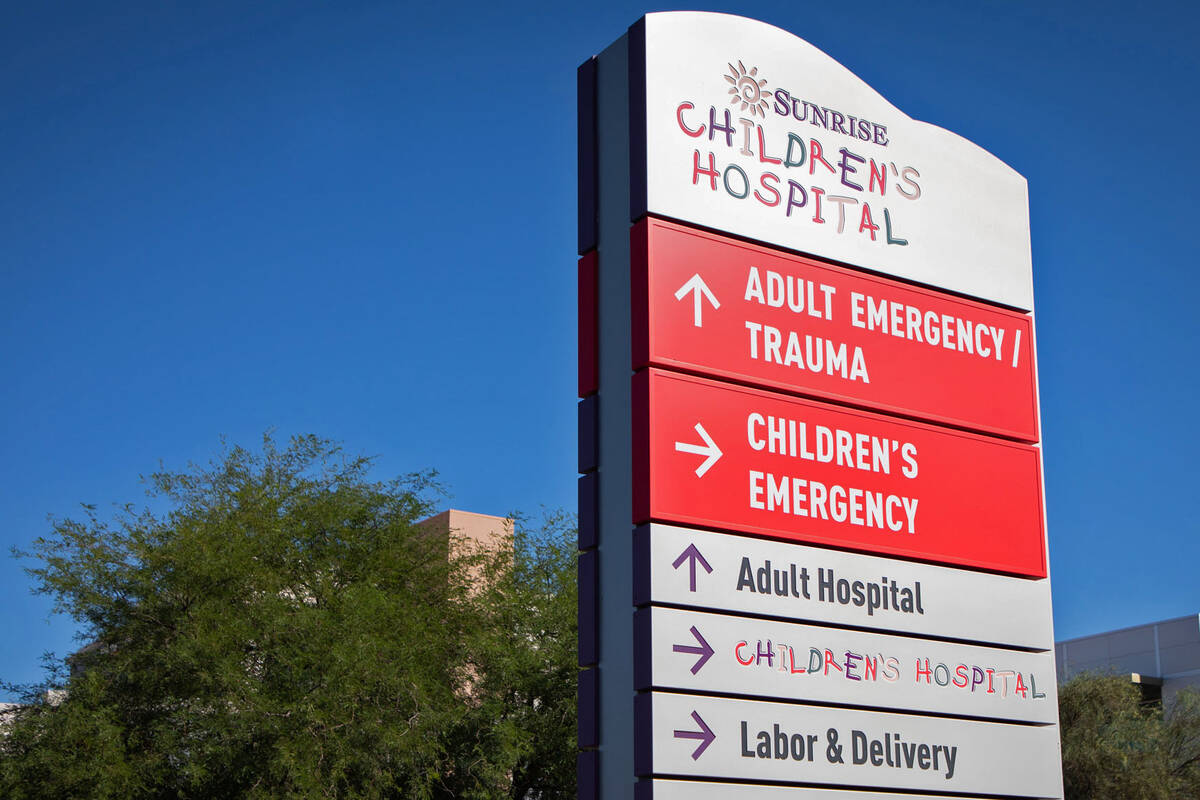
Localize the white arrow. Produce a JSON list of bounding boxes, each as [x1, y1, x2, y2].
[[674, 274, 719, 327], [675, 423, 723, 477]]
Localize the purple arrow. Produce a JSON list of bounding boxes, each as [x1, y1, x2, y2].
[[673, 710, 716, 760], [673, 626, 715, 674], [671, 543, 713, 592]]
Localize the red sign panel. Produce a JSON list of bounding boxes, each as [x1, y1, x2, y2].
[[633, 369, 1046, 578], [632, 218, 1039, 442]]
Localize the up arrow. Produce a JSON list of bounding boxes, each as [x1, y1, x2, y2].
[[673, 710, 716, 760], [671, 543, 712, 592], [674, 274, 719, 327], [675, 423, 722, 477]]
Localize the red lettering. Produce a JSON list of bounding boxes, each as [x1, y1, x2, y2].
[[676, 102, 705, 137], [811, 186, 825, 224], [809, 139, 835, 175], [754, 172, 781, 207], [869, 159, 887, 195], [693, 150, 719, 190], [859, 203, 879, 240], [915, 657, 933, 683]]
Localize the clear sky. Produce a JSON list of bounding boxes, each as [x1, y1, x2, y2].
[[2, 0, 1197, 696]]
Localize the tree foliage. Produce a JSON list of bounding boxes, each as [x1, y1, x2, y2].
[[447, 511, 577, 800], [0, 435, 576, 799], [1059, 673, 1200, 799]]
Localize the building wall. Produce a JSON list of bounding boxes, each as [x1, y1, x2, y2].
[[417, 509, 513, 589], [419, 509, 512, 555], [1057, 614, 1200, 707]]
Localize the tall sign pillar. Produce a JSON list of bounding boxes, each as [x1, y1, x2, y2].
[[578, 13, 1062, 800]]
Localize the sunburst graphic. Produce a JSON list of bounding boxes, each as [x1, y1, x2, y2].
[[725, 60, 769, 117]]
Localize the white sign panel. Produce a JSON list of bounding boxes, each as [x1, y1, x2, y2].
[[634, 523, 1054, 650], [637, 607, 1058, 723], [636, 12, 1034, 310], [636, 692, 1062, 797], [639, 780, 989, 800]]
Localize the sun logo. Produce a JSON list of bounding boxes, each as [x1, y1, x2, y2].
[[725, 60, 770, 117]]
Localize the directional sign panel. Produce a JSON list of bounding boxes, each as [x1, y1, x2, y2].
[[633, 369, 1046, 577], [638, 780, 987, 800], [634, 523, 1054, 650], [635, 692, 1063, 797], [632, 217, 1039, 441], [635, 606, 1058, 723], [584, 13, 1062, 800]]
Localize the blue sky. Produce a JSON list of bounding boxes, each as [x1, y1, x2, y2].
[[1, 0, 1197, 695]]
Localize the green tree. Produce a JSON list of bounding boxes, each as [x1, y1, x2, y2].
[[1164, 688, 1200, 798], [1059, 673, 1200, 799], [460, 511, 577, 800], [0, 435, 577, 800]]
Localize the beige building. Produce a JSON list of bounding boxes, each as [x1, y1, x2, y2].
[[418, 508, 512, 555]]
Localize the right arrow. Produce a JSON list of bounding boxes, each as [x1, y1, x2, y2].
[[674, 422, 722, 477], [671, 543, 712, 592], [674, 273, 720, 327], [672, 625, 715, 674], [673, 710, 716, 760]]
